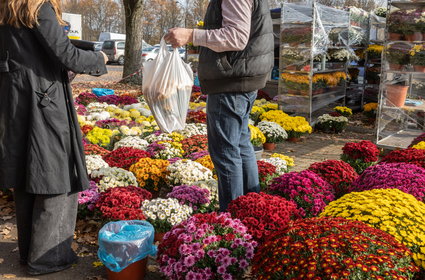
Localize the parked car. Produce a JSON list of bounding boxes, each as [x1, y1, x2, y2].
[[102, 39, 125, 65], [141, 45, 186, 63], [93, 41, 103, 51]]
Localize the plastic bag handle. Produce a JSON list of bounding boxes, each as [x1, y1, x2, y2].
[[160, 36, 180, 55]]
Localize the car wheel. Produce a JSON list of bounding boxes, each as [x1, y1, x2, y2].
[[147, 58, 153, 62], [118, 56, 124, 65]]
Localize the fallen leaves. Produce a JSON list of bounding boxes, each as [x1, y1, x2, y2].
[[2, 274, 16, 278]]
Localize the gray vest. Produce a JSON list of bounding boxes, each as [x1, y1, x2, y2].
[[198, 0, 274, 95]]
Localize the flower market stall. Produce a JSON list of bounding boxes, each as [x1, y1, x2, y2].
[[376, 0, 425, 149], [278, 1, 351, 124]]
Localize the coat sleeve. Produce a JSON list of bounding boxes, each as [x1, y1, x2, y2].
[[33, 2, 107, 76]]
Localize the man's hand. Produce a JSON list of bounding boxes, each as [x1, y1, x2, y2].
[[164, 28, 194, 48]]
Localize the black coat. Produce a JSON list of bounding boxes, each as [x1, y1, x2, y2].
[[0, 2, 107, 194]]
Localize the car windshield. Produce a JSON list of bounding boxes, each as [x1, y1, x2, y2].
[[102, 41, 114, 49]]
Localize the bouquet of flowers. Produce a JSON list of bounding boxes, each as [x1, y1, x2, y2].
[[75, 91, 98, 106], [157, 212, 257, 279], [315, 113, 348, 133], [129, 158, 169, 193], [334, 106, 353, 117], [90, 167, 138, 192], [167, 159, 213, 186], [147, 141, 184, 160], [363, 102, 378, 119], [113, 136, 149, 151], [228, 192, 299, 242], [181, 135, 208, 157], [85, 155, 109, 175], [102, 147, 150, 170], [78, 181, 100, 212], [141, 198, 193, 233], [341, 140, 380, 174], [320, 188, 425, 269], [409, 132, 425, 147], [350, 162, 425, 201], [177, 123, 208, 138], [260, 110, 312, 139], [309, 160, 359, 199], [256, 121, 288, 143], [95, 186, 152, 220], [381, 148, 425, 169], [252, 216, 420, 279], [259, 157, 289, 175], [249, 125, 266, 147], [167, 185, 211, 213], [86, 127, 114, 148], [84, 143, 110, 156], [257, 160, 278, 190], [268, 170, 335, 217]]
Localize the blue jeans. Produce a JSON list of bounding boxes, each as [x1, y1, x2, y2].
[[207, 91, 260, 211]]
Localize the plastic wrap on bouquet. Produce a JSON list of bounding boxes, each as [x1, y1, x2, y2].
[[142, 39, 193, 133]]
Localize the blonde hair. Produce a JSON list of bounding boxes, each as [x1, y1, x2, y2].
[[0, 0, 65, 28]]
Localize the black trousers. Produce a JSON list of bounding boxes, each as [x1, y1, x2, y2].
[[13, 188, 78, 275]]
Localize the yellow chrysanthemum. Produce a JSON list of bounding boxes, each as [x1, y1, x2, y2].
[[129, 158, 169, 192], [320, 188, 425, 268], [412, 141, 425, 150], [249, 124, 266, 146], [270, 153, 295, 167], [86, 127, 113, 147], [364, 102, 378, 112]]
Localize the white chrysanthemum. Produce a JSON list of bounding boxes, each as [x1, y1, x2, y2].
[[86, 102, 111, 113], [193, 179, 219, 204], [260, 157, 288, 175], [177, 123, 207, 138], [317, 114, 349, 124], [257, 121, 288, 142], [151, 141, 183, 160], [141, 198, 193, 226], [143, 133, 173, 144], [113, 136, 149, 150], [167, 159, 213, 186], [85, 155, 109, 175], [86, 111, 111, 121], [90, 167, 138, 192]]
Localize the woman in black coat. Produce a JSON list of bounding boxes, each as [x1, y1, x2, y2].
[[0, 0, 107, 275]]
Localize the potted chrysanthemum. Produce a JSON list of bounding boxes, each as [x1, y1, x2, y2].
[[256, 121, 288, 151]]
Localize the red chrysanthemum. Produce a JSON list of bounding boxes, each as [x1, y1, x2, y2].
[[102, 147, 151, 170], [84, 143, 110, 156], [381, 148, 425, 169]]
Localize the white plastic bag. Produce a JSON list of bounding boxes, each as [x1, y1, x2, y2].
[[142, 39, 193, 133]]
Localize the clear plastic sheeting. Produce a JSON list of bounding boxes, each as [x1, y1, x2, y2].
[[142, 39, 193, 133], [98, 220, 157, 272]]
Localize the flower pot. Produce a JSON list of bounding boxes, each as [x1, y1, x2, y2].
[[388, 63, 403, 71], [385, 85, 409, 107], [388, 33, 402, 40], [254, 146, 263, 160], [106, 258, 147, 280], [154, 232, 166, 243], [287, 89, 297, 95], [287, 137, 302, 143], [188, 49, 199, 54], [263, 142, 276, 151], [413, 65, 425, 73], [286, 65, 297, 71], [406, 32, 423, 42]]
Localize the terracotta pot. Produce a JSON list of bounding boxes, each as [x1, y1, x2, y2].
[[388, 63, 403, 71], [286, 65, 297, 71], [106, 258, 147, 280], [263, 142, 276, 151], [154, 232, 166, 243], [188, 49, 199, 54], [287, 137, 302, 143], [413, 65, 425, 73], [385, 85, 409, 107], [287, 89, 297, 95], [406, 32, 423, 42], [388, 33, 402, 40]]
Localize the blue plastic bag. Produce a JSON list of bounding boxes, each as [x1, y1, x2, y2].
[[92, 88, 115, 97], [98, 220, 157, 272]]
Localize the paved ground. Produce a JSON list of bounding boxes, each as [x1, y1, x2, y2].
[[0, 69, 376, 279]]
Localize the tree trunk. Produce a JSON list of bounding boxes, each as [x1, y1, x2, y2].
[[122, 0, 144, 84]]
